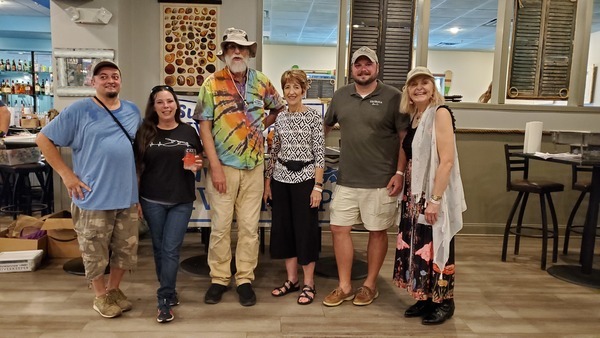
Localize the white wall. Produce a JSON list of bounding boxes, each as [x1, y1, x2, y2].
[[50, 0, 120, 111], [428, 50, 494, 103], [262, 44, 337, 90], [588, 31, 600, 106], [51, 0, 259, 111]]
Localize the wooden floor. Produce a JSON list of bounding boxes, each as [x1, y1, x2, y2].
[[1, 228, 600, 337]]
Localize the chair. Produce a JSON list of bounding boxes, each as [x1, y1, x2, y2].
[[0, 161, 53, 219], [562, 163, 594, 255], [501, 144, 564, 270]]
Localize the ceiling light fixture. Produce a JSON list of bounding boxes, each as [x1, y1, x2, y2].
[[448, 27, 460, 34]]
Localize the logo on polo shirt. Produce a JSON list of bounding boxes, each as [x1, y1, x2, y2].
[[370, 99, 383, 106]]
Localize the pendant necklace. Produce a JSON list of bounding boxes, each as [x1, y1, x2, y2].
[[227, 68, 249, 108]]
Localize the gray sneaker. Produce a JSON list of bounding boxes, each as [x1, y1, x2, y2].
[[107, 288, 133, 312], [93, 294, 122, 318]]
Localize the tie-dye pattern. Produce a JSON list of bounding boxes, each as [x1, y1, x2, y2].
[[194, 67, 284, 169]]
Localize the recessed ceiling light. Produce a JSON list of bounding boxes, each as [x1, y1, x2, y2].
[[448, 27, 461, 34]]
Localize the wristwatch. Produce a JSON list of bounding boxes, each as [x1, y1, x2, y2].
[[431, 195, 442, 202]]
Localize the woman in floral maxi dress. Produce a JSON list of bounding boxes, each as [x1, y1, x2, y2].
[[393, 66, 466, 325]]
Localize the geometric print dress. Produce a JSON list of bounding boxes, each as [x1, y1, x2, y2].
[[393, 123, 455, 303]]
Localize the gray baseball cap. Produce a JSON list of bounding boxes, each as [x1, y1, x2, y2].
[[351, 46, 378, 64]]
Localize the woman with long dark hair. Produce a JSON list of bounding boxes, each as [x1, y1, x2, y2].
[[134, 85, 202, 323]]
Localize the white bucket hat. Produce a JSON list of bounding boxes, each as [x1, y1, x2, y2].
[[217, 27, 257, 61]]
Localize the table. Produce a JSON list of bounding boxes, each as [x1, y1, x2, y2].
[[516, 152, 600, 288]]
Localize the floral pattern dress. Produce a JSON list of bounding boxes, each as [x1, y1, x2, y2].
[[393, 118, 455, 303]]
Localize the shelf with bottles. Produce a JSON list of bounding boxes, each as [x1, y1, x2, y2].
[[0, 51, 54, 108], [0, 70, 31, 77], [0, 58, 33, 73]]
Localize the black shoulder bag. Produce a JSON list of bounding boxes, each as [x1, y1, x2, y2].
[[94, 96, 134, 146]]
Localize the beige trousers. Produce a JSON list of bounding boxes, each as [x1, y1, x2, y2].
[[206, 164, 264, 286]]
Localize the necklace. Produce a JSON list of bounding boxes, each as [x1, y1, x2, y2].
[[413, 111, 423, 122], [227, 68, 249, 108]]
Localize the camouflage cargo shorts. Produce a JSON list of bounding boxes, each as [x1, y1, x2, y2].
[[71, 204, 139, 280]]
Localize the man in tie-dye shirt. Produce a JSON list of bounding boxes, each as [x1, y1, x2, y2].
[[193, 27, 284, 307]]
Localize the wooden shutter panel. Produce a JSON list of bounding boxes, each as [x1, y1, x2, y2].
[[508, 0, 576, 100], [349, 0, 414, 90]]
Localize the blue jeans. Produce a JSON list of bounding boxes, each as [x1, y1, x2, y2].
[[140, 199, 193, 303]]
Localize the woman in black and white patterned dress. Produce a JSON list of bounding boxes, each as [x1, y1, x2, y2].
[[264, 69, 325, 305]]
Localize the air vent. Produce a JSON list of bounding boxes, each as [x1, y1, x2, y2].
[[482, 18, 497, 27], [436, 42, 459, 46]]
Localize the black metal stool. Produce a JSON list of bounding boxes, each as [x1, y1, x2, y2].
[[501, 144, 564, 270], [563, 163, 594, 255], [0, 161, 52, 219]]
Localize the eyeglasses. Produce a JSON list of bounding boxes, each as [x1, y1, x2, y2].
[[224, 43, 249, 52], [151, 85, 174, 95]]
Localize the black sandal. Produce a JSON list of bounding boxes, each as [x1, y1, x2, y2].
[[297, 285, 316, 305], [272, 280, 300, 297]]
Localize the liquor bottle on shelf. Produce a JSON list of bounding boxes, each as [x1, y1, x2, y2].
[[5, 59, 10, 71], [0, 59, 3, 70], [44, 80, 50, 96], [11, 60, 16, 71], [35, 80, 40, 95], [16, 59, 22, 72]]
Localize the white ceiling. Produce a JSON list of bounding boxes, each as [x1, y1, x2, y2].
[[0, 0, 49, 16], [1, 0, 599, 51], [263, 0, 600, 51], [0, 0, 50, 40]]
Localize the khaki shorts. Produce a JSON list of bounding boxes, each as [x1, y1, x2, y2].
[[329, 185, 399, 231], [71, 204, 139, 280]]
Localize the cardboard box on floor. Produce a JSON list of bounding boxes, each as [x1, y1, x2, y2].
[[0, 229, 47, 253], [40, 210, 81, 258]]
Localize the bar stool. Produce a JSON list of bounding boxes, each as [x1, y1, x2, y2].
[[0, 161, 52, 219], [563, 163, 593, 255], [501, 144, 564, 270]]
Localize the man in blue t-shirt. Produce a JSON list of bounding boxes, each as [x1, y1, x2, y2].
[[0, 99, 9, 136], [36, 61, 142, 319]]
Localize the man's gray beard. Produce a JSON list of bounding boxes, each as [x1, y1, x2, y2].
[[107, 92, 119, 99], [226, 57, 248, 74]]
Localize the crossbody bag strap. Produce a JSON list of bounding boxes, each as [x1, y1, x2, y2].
[[94, 96, 134, 145]]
